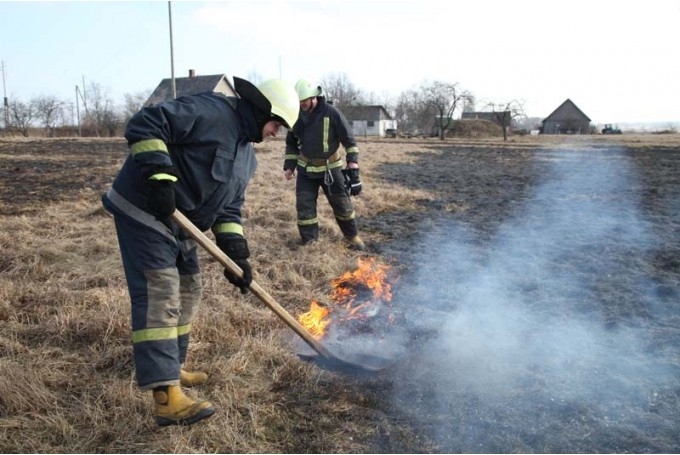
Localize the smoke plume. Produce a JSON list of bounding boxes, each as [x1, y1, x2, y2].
[[388, 149, 679, 452]]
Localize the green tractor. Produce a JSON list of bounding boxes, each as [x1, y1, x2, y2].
[[602, 123, 622, 134]]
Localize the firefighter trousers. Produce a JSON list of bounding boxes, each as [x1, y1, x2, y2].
[[295, 167, 358, 243], [110, 211, 202, 390]]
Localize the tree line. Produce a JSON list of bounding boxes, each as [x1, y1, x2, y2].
[[1, 81, 149, 138], [1, 73, 529, 140], [320, 73, 528, 140]]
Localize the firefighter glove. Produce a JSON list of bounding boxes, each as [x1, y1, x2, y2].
[[216, 234, 252, 294], [143, 166, 178, 221], [342, 168, 362, 196]]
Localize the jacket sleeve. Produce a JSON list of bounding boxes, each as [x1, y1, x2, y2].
[[212, 193, 246, 239], [333, 109, 359, 164], [284, 129, 301, 170], [124, 98, 199, 175]]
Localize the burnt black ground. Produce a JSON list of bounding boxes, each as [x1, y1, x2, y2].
[[361, 143, 680, 453]]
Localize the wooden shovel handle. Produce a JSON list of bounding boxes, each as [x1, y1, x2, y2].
[[170, 210, 332, 358]]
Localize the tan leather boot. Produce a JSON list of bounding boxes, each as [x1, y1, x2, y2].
[[153, 385, 215, 426], [347, 236, 366, 251], [180, 368, 208, 387]]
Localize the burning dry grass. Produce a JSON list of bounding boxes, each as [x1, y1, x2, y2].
[[1, 134, 679, 453], [0, 136, 435, 453]]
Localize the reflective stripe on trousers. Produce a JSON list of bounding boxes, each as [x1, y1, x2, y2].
[[295, 167, 358, 240], [111, 211, 202, 390]]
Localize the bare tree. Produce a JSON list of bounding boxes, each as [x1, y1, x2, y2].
[[485, 100, 526, 141], [514, 116, 543, 132], [320, 72, 364, 110], [32, 95, 63, 137], [7, 98, 34, 137], [421, 81, 470, 140], [84, 82, 120, 137], [394, 89, 430, 135], [374, 90, 396, 114], [462, 94, 477, 112], [55, 102, 79, 136], [122, 90, 151, 126]]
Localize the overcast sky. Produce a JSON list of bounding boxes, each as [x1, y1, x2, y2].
[[1, 0, 679, 125]]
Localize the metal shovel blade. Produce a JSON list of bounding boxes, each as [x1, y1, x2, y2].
[[171, 210, 393, 374], [293, 336, 395, 374], [301, 349, 395, 375]]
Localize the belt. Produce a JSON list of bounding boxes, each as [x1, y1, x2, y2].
[[299, 151, 340, 166]]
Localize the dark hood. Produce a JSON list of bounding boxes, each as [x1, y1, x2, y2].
[[235, 98, 264, 143], [234, 77, 272, 142]]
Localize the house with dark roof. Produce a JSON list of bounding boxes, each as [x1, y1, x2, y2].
[[342, 105, 397, 137], [541, 99, 591, 134], [144, 69, 236, 107]]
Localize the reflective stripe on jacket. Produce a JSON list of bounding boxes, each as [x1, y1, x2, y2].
[[105, 92, 257, 232], [284, 97, 358, 175]]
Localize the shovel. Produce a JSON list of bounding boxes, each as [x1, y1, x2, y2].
[[170, 210, 392, 374]]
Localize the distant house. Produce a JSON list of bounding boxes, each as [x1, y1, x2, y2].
[[461, 111, 511, 128], [541, 99, 591, 134], [342, 105, 397, 137], [144, 69, 236, 107]]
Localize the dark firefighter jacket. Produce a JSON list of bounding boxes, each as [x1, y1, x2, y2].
[[103, 92, 258, 234], [284, 97, 359, 176]]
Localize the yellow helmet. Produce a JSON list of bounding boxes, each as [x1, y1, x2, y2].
[[233, 77, 299, 129], [258, 79, 300, 129], [295, 79, 322, 101]]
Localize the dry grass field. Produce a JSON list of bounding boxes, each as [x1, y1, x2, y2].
[[1, 133, 679, 453]]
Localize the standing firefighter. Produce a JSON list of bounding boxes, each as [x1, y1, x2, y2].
[[283, 79, 365, 250], [101, 77, 299, 426]]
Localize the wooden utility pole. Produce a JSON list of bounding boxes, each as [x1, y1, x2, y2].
[[168, 1, 176, 98], [75, 85, 81, 136], [1, 60, 8, 129]]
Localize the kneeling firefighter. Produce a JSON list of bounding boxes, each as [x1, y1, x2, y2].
[[283, 79, 365, 250], [102, 77, 299, 426]]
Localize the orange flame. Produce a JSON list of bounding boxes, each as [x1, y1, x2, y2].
[[298, 257, 393, 339], [298, 301, 330, 339]]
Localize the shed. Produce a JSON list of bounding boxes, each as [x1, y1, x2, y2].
[[541, 99, 591, 134], [144, 69, 236, 107], [342, 105, 397, 137]]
